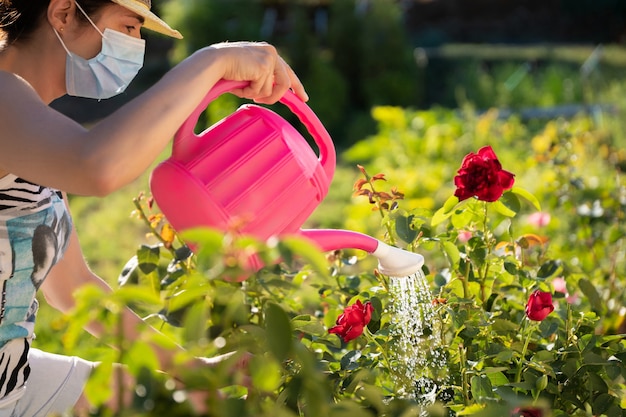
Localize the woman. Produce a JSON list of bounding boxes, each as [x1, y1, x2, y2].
[[0, 0, 307, 415]]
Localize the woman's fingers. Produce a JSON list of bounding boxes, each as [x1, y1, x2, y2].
[[252, 64, 286, 104], [213, 41, 308, 103], [284, 61, 308, 102]]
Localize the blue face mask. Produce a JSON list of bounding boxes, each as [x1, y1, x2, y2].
[[53, 2, 145, 99]]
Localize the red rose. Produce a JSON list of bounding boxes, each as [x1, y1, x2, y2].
[[454, 146, 515, 202], [511, 407, 543, 417], [328, 300, 373, 342], [525, 290, 554, 321]]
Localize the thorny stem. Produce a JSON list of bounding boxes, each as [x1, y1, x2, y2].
[[375, 271, 389, 292], [566, 303, 574, 347], [358, 167, 398, 246], [133, 197, 183, 261], [515, 318, 537, 383], [459, 344, 470, 406], [479, 202, 491, 305], [368, 179, 397, 246], [364, 327, 394, 373], [115, 309, 125, 416], [482, 201, 489, 234], [461, 262, 470, 300], [133, 198, 175, 255]]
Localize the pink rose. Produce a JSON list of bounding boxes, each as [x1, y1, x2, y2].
[[457, 230, 473, 243], [553, 277, 578, 304], [527, 211, 551, 228]]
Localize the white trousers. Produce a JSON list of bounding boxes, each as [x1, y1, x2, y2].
[[0, 348, 94, 417]]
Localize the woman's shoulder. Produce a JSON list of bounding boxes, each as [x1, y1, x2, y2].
[[0, 71, 40, 104], [0, 71, 50, 139]]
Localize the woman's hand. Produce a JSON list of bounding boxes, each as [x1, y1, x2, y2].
[[204, 41, 308, 104]]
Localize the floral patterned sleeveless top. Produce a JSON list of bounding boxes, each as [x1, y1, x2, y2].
[[0, 174, 72, 403]]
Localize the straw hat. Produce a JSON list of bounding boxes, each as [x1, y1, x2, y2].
[[109, 0, 182, 39]]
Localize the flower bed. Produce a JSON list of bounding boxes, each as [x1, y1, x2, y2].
[[61, 105, 626, 416]]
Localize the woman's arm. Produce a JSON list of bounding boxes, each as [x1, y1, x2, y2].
[[39, 197, 183, 373], [0, 42, 306, 196]]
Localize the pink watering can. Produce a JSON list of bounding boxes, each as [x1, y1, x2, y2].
[[150, 80, 423, 277]]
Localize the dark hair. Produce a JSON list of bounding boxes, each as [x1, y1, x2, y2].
[[0, 0, 110, 45]]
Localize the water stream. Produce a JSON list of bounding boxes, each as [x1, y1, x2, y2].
[[388, 271, 447, 406]]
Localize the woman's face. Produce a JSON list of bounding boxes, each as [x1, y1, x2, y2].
[[68, 3, 144, 60]]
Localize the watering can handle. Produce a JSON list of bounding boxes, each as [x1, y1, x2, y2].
[[174, 79, 336, 180]]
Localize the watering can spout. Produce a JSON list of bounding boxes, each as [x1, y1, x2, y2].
[[371, 240, 425, 277], [300, 229, 424, 277]]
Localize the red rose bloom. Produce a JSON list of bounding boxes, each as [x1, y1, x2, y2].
[[511, 407, 543, 417], [454, 146, 515, 202], [328, 300, 373, 342], [525, 290, 554, 321]]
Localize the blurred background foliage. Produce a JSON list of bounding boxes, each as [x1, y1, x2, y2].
[[53, 0, 626, 150]]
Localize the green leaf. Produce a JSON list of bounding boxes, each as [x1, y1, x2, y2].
[[136, 244, 160, 274], [83, 352, 116, 407], [180, 227, 227, 267], [369, 296, 383, 322], [470, 374, 493, 400], [292, 318, 326, 337], [536, 260, 562, 279], [264, 302, 293, 362], [340, 350, 362, 371], [125, 341, 161, 376], [114, 285, 163, 306], [578, 335, 599, 353], [535, 374, 548, 391], [174, 245, 193, 261], [280, 236, 329, 278], [345, 275, 361, 290], [456, 403, 486, 415], [510, 186, 541, 211], [579, 278, 604, 313], [442, 241, 461, 268], [485, 370, 509, 387], [607, 224, 624, 244], [451, 208, 475, 229], [499, 191, 521, 215], [395, 213, 419, 244], [592, 393, 615, 415], [604, 404, 624, 417], [587, 371, 608, 393], [491, 318, 519, 334], [167, 286, 209, 313], [118, 256, 139, 286], [432, 195, 460, 226], [330, 400, 380, 417], [492, 200, 516, 217], [503, 261, 519, 276], [495, 350, 514, 362], [532, 350, 555, 363], [182, 301, 208, 344], [250, 355, 283, 392], [222, 398, 246, 417]]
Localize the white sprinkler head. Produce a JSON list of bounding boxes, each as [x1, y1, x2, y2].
[[371, 240, 425, 277]]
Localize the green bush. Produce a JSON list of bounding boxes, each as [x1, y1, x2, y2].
[[41, 93, 626, 415]]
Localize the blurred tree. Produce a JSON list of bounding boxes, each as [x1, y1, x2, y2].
[[165, 0, 265, 62], [163, 0, 422, 148]]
